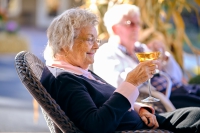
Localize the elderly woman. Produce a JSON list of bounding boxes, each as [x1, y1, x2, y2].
[[41, 8, 200, 133]]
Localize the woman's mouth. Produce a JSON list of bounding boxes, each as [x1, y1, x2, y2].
[[87, 52, 95, 56]]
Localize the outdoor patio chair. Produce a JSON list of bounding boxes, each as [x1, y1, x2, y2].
[[15, 51, 172, 133], [137, 71, 175, 113]]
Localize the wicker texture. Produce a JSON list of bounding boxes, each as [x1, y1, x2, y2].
[[41, 109, 56, 133], [15, 51, 82, 133], [116, 129, 171, 133], [15, 51, 172, 133]]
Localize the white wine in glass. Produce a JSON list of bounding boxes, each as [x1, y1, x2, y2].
[[136, 51, 160, 102]]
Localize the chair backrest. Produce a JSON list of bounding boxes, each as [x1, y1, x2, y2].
[[15, 51, 172, 133], [15, 51, 82, 133]]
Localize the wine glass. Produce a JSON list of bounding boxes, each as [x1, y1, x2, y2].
[[135, 51, 160, 102]]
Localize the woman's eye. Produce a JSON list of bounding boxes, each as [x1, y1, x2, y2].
[[87, 38, 93, 42]]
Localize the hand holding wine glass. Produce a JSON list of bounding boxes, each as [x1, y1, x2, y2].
[[125, 59, 159, 87], [135, 51, 160, 102]]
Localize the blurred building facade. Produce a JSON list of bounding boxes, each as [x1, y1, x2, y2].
[[0, 0, 83, 28]]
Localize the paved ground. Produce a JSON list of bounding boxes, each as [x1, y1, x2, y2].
[[0, 27, 49, 132], [0, 27, 199, 132]]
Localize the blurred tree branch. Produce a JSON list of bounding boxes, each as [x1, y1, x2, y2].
[[82, 0, 200, 72]]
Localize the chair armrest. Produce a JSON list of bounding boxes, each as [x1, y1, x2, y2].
[[159, 71, 172, 99], [139, 84, 175, 112]]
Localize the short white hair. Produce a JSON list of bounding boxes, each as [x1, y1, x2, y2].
[[44, 8, 98, 60], [104, 4, 140, 35]]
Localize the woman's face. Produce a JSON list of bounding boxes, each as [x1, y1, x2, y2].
[[65, 26, 99, 69]]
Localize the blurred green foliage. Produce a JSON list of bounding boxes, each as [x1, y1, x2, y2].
[[82, 0, 200, 77], [189, 74, 200, 84]]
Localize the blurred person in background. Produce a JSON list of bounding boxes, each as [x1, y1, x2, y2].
[[93, 4, 200, 109], [41, 7, 200, 133]]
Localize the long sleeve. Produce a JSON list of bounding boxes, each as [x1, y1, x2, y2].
[[114, 81, 139, 110], [162, 52, 183, 82], [41, 66, 152, 133], [57, 74, 132, 133]]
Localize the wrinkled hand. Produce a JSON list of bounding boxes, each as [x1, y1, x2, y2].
[[125, 60, 159, 86], [139, 108, 159, 129]]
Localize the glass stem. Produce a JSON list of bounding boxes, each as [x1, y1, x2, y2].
[[148, 79, 152, 97]]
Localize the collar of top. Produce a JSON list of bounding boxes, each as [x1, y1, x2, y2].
[[46, 59, 95, 80]]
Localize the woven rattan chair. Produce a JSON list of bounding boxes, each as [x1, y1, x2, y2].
[[15, 51, 172, 133]]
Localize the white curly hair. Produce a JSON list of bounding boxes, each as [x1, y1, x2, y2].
[[44, 8, 99, 60], [104, 4, 140, 35]]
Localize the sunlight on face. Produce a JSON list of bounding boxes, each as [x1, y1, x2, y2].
[[65, 26, 99, 69], [117, 14, 140, 45]]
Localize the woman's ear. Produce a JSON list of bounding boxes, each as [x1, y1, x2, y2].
[[61, 46, 70, 55]]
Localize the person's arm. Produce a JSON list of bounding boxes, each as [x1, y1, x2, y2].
[[147, 40, 183, 82], [134, 102, 155, 114], [114, 81, 155, 114], [58, 60, 158, 133], [162, 52, 183, 82], [59, 75, 131, 133]]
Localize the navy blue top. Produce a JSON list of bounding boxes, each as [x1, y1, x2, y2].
[[40, 66, 148, 133]]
